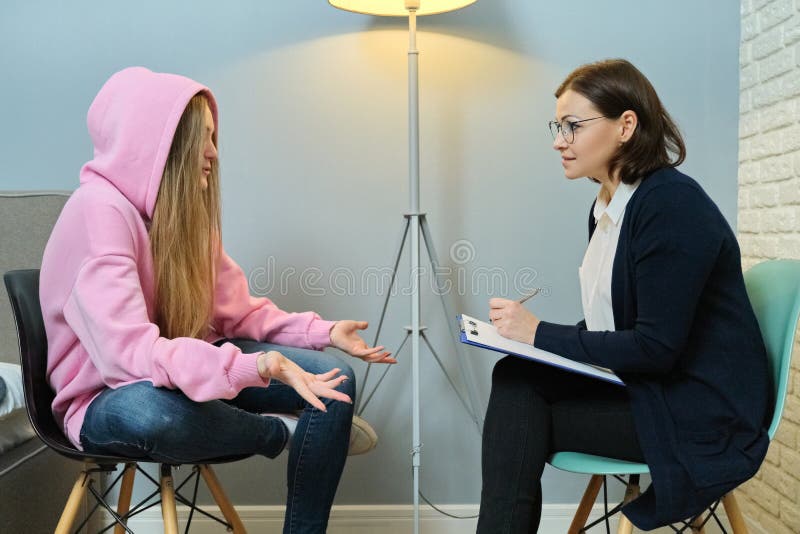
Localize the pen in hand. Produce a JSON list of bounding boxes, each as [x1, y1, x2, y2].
[[517, 287, 542, 304], [490, 287, 542, 323]]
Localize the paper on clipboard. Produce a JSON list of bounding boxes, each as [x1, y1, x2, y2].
[[458, 313, 624, 386]]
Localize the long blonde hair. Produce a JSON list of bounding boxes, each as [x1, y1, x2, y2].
[[149, 94, 221, 340]]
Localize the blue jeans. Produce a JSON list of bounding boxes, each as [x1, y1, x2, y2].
[[80, 339, 356, 534]]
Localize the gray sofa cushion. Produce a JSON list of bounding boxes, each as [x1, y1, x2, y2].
[[0, 191, 71, 365]]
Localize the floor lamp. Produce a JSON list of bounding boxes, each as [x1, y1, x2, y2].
[[328, 1, 479, 533]]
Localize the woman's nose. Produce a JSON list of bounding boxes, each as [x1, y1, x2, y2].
[[206, 142, 218, 160]]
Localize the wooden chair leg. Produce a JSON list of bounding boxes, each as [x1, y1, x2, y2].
[[689, 513, 706, 533], [617, 514, 635, 534], [113, 463, 137, 534], [616, 475, 641, 534], [160, 464, 179, 534], [54, 470, 91, 534], [722, 491, 749, 534], [568, 475, 604, 534], [199, 464, 247, 533]]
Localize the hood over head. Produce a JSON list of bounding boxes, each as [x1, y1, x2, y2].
[[80, 66, 218, 220]]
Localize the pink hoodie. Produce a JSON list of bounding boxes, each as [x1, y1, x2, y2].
[[40, 67, 336, 449]]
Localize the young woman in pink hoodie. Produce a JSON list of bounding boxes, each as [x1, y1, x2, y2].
[[39, 67, 394, 533]]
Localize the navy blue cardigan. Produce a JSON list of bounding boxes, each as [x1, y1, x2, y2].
[[534, 167, 772, 529]]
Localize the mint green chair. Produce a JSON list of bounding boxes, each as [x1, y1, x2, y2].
[[548, 260, 800, 534]]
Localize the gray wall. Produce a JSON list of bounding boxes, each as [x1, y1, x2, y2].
[[1, 0, 740, 507]]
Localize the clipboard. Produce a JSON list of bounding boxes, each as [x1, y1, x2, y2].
[[457, 313, 624, 386]]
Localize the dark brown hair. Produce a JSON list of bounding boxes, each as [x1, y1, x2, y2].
[[555, 59, 686, 184]]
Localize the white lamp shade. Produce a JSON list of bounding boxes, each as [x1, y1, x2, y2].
[[329, 0, 476, 16]]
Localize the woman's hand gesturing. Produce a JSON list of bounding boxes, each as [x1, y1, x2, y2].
[[257, 351, 352, 412], [330, 320, 397, 364]]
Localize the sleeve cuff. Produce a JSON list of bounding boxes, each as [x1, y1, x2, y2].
[[226, 352, 270, 391], [307, 319, 337, 350], [533, 320, 576, 354]]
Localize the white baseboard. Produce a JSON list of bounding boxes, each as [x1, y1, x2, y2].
[[96, 503, 734, 533]]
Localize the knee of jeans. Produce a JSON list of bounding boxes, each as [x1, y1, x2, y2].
[[337, 362, 356, 398]]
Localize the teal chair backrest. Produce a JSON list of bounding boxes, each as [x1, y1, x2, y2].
[[744, 259, 800, 440]]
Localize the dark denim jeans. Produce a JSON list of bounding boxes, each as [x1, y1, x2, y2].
[[80, 339, 355, 534], [477, 356, 645, 534]]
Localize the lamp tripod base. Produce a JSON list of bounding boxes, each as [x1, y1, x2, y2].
[[354, 213, 485, 534], [356, 214, 483, 432]]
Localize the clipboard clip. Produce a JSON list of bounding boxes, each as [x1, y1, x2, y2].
[[458, 315, 479, 336], [459, 317, 478, 336]]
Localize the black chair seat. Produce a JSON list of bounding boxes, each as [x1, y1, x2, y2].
[[4, 269, 251, 533]]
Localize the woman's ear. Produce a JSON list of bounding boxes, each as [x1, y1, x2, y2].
[[619, 110, 638, 144]]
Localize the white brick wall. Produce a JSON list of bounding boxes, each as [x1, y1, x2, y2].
[[738, 1, 800, 532]]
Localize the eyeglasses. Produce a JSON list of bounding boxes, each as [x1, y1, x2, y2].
[[548, 116, 606, 144]]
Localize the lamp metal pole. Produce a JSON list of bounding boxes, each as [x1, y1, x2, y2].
[[406, 3, 422, 533]]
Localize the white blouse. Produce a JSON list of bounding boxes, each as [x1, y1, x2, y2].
[[579, 180, 641, 332]]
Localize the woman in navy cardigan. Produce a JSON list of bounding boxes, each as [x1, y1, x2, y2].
[[477, 59, 772, 532]]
